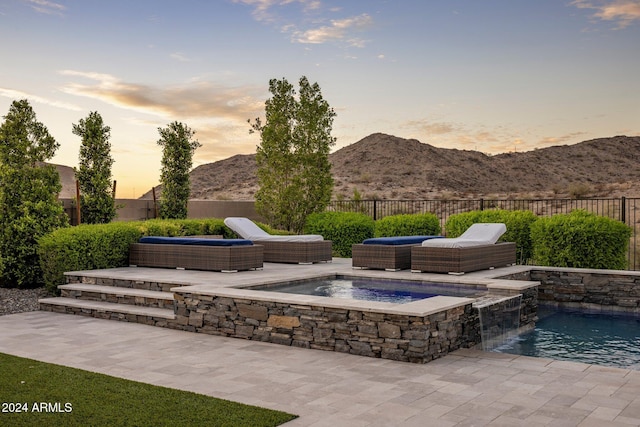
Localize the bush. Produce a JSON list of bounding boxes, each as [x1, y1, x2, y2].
[[304, 211, 374, 257], [38, 218, 231, 293], [374, 213, 441, 237], [530, 210, 632, 269], [134, 218, 234, 238], [445, 210, 538, 264]]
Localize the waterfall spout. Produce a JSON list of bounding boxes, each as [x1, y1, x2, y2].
[[474, 294, 522, 351]]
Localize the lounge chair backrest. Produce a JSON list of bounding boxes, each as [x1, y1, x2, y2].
[[224, 217, 270, 240], [457, 223, 506, 244], [422, 223, 507, 248]]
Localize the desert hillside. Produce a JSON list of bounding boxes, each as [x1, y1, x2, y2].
[[137, 133, 640, 200]]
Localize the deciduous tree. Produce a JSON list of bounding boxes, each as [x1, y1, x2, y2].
[[73, 111, 116, 224], [157, 122, 201, 219], [0, 100, 68, 288], [249, 76, 335, 232]]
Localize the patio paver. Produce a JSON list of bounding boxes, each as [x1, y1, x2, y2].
[[1, 310, 639, 426]]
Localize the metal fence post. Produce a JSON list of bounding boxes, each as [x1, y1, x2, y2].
[[621, 196, 626, 223]]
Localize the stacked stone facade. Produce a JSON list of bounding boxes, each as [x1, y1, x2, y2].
[[172, 293, 482, 364], [499, 268, 640, 313]]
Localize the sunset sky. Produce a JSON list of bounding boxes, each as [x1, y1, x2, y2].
[[1, 0, 639, 198]]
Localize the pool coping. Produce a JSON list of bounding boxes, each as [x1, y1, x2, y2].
[[64, 258, 539, 318]]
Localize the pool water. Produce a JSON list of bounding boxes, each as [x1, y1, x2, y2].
[[494, 305, 640, 370], [256, 276, 485, 304]]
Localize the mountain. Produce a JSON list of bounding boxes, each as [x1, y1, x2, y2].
[[139, 133, 640, 200]]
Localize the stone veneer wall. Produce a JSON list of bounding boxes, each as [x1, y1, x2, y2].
[[486, 287, 538, 327], [172, 293, 482, 364], [499, 269, 640, 313], [65, 274, 179, 292], [520, 287, 538, 325]]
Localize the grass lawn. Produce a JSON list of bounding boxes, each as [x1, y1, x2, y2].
[[0, 352, 297, 426]]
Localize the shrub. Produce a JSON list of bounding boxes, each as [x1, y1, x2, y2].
[[568, 183, 592, 199], [134, 218, 234, 238], [38, 218, 231, 293], [374, 213, 441, 237], [530, 210, 632, 269], [445, 210, 538, 264], [38, 223, 141, 293], [304, 211, 374, 257]]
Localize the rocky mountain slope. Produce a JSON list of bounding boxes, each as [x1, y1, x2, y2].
[[137, 133, 640, 200]]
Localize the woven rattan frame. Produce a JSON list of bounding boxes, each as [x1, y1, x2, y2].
[[129, 243, 263, 272], [351, 243, 418, 271], [258, 240, 332, 264], [411, 242, 516, 274]]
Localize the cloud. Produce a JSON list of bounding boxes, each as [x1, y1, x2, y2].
[[234, 0, 318, 23], [571, 0, 640, 28], [22, 0, 65, 16], [421, 122, 458, 135], [235, 0, 373, 47], [293, 14, 373, 46], [406, 120, 463, 137], [538, 132, 588, 147], [0, 87, 82, 111], [170, 52, 191, 62], [406, 119, 539, 153], [58, 70, 265, 122], [192, 124, 258, 163], [452, 132, 504, 152]]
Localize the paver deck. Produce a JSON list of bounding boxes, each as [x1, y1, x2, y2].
[[2, 261, 640, 425], [1, 311, 640, 426]]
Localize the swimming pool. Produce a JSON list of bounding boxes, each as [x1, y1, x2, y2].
[[493, 305, 640, 370], [254, 275, 487, 304]]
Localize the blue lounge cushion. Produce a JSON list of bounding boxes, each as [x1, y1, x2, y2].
[[139, 236, 253, 246], [362, 236, 443, 245]]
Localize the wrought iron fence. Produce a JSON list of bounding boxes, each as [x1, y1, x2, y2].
[[328, 197, 640, 270]]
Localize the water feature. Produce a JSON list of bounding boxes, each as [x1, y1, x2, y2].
[[493, 305, 640, 370], [474, 295, 522, 351], [254, 275, 486, 304]]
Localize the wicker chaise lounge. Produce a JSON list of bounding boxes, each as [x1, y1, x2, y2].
[[411, 223, 516, 274], [224, 217, 332, 264], [352, 235, 443, 271], [129, 236, 263, 272]]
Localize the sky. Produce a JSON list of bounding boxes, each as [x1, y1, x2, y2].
[[1, 0, 639, 198]]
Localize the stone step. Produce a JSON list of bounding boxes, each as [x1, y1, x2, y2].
[[63, 273, 179, 292], [39, 297, 175, 327], [59, 283, 175, 309]]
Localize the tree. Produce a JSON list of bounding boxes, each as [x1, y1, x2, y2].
[[249, 76, 335, 232], [157, 122, 201, 219], [0, 99, 68, 288], [72, 111, 116, 224]]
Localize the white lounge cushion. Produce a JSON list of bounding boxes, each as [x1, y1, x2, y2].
[[248, 234, 324, 242], [421, 223, 506, 248], [224, 217, 324, 242]]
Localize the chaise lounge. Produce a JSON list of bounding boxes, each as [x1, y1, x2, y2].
[[224, 217, 332, 264], [411, 223, 516, 274], [352, 235, 443, 271], [129, 236, 263, 272]]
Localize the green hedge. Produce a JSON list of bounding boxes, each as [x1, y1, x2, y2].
[[38, 218, 232, 293], [530, 210, 632, 270], [445, 210, 538, 264], [304, 212, 374, 257], [374, 213, 441, 237]]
